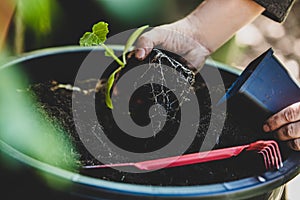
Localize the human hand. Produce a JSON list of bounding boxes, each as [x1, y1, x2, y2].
[[135, 18, 211, 73], [263, 102, 300, 151], [135, 0, 264, 73]]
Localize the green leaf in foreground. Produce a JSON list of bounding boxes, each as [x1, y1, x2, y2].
[[106, 67, 122, 109], [79, 21, 109, 46], [0, 67, 79, 172], [122, 25, 149, 65]]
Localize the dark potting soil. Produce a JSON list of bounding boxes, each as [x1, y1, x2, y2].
[[22, 49, 290, 186]]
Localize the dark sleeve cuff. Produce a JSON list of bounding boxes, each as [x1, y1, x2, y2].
[[253, 0, 295, 22]]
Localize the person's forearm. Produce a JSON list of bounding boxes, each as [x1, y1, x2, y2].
[[187, 0, 265, 52], [0, 0, 15, 51]]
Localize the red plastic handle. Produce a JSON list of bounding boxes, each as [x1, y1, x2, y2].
[[135, 145, 248, 170]]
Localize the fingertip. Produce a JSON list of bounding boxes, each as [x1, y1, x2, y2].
[[263, 124, 271, 132], [288, 139, 300, 151], [135, 48, 146, 60], [187, 64, 198, 73]]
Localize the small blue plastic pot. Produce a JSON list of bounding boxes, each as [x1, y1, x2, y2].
[[219, 48, 300, 131]]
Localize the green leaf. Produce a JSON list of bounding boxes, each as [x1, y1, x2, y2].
[[105, 67, 122, 109], [79, 32, 100, 46], [92, 21, 109, 43], [79, 21, 109, 46], [122, 25, 149, 65]]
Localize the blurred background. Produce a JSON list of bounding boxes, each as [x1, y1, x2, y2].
[[1, 0, 300, 81]]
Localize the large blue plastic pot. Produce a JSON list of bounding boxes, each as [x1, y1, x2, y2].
[[0, 46, 299, 200]]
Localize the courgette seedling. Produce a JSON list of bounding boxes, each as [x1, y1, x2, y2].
[[79, 21, 149, 109]]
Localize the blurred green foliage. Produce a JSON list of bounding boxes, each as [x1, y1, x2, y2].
[[99, 0, 163, 24], [211, 37, 246, 66], [9, 0, 238, 64], [15, 0, 59, 36], [0, 56, 79, 171]]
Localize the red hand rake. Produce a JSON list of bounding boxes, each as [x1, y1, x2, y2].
[[83, 140, 283, 171]]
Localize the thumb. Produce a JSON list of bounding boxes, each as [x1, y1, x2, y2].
[[135, 27, 167, 60]]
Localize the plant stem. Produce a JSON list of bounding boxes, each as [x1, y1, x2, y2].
[[101, 44, 124, 67]]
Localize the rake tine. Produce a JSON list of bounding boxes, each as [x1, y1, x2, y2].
[[260, 149, 271, 170], [264, 148, 272, 170], [270, 144, 278, 169], [268, 144, 277, 168], [269, 141, 283, 168], [266, 145, 275, 168], [258, 150, 269, 170], [267, 142, 280, 169]]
